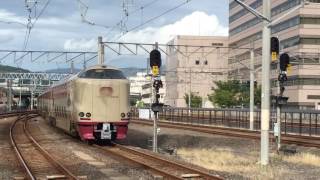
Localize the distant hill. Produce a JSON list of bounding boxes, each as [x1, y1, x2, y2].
[[45, 67, 148, 77], [45, 68, 81, 74], [121, 68, 146, 77], [0, 65, 29, 73]]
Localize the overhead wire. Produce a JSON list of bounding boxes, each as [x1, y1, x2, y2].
[[113, 0, 192, 41], [76, 0, 110, 29], [0, 20, 26, 27], [22, 0, 51, 56], [105, 0, 161, 39]]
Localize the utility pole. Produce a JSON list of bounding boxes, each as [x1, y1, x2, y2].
[[19, 78, 22, 108], [260, 0, 271, 166], [98, 36, 105, 65], [71, 61, 74, 74], [249, 48, 255, 130], [188, 67, 191, 112], [234, 0, 271, 165], [235, 0, 303, 165], [31, 80, 34, 110], [7, 80, 12, 112]]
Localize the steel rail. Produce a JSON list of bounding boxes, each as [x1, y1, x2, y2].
[[95, 144, 222, 180], [23, 116, 79, 180], [131, 119, 320, 148], [10, 115, 35, 180], [10, 113, 79, 180]]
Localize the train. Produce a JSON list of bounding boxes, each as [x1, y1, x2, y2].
[[37, 65, 130, 142]]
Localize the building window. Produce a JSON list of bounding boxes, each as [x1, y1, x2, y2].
[[271, 16, 300, 34], [280, 36, 300, 49], [212, 43, 223, 46], [230, 0, 302, 36], [204, 60, 208, 65], [301, 38, 320, 45], [301, 17, 320, 24], [195, 60, 200, 65]]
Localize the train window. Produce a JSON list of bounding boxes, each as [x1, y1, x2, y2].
[[78, 69, 126, 79]]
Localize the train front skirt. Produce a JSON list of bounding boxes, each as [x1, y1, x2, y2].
[[77, 121, 129, 141]]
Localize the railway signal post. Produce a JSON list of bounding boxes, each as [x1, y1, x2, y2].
[[274, 53, 290, 151], [150, 43, 163, 153]]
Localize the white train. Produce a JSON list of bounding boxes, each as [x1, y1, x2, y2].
[[38, 65, 130, 142]]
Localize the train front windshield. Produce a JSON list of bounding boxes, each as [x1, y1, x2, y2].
[[78, 69, 126, 79]]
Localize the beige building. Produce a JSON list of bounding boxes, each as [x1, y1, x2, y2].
[[165, 35, 229, 107], [229, 0, 320, 109]]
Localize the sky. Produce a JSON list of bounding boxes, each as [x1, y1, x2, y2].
[[0, 0, 229, 71]]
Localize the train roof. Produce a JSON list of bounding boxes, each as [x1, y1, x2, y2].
[[39, 65, 123, 95]]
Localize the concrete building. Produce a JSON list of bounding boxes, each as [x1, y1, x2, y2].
[[228, 0, 320, 109], [129, 72, 147, 97], [165, 35, 229, 107], [129, 72, 166, 106]]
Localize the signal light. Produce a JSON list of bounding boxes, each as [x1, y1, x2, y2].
[[271, 37, 279, 54], [271, 37, 279, 61], [280, 53, 290, 71], [150, 49, 162, 68]]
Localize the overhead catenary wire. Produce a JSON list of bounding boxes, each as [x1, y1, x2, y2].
[[76, 0, 110, 29], [22, 0, 51, 51], [105, 0, 160, 39], [113, 0, 192, 41]]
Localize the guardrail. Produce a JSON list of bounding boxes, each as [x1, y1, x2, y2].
[[131, 107, 320, 137]]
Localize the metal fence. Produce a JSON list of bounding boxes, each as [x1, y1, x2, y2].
[[131, 107, 320, 137]]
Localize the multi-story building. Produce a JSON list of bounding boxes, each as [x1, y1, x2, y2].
[[229, 0, 320, 109], [165, 35, 229, 107]]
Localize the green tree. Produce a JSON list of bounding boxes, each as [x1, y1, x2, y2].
[[184, 93, 202, 108], [208, 80, 261, 108]]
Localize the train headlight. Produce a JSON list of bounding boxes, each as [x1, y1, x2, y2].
[[121, 113, 126, 118], [79, 112, 84, 117], [86, 112, 91, 118], [127, 112, 131, 117]]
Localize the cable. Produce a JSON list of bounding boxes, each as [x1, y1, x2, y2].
[[76, 0, 109, 29], [114, 0, 192, 41], [22, 0, 51, 51], [105, 0, 161, 39], [0, 20, 26, 27]]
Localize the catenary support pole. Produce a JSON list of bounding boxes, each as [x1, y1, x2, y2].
[[261, 0, 271, 166], [98, 36, 104, 65], [7, 80, 12, 112], [250, 48, 255, 130]]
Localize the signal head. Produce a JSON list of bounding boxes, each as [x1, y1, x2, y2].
[[280, 53, 290, 71], [150, 49, 161, 68]]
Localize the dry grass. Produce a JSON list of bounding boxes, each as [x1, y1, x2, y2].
[[176, 148, 319, 180], [283, 153, 320, 167], [177, 148, 254, 173]]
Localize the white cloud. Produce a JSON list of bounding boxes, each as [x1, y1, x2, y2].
[[63, 11, 228, 51], [0, 9, 25, 25], [64, 38, 97, 51], [122, 11, 228, 43]]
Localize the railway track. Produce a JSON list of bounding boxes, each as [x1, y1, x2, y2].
[[10, 113, 79, 180], [131, 119, 320, 148], [95, 143, 222, 180]]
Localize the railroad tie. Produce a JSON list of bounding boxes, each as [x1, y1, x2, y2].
[[181, 173, 201, 179]]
